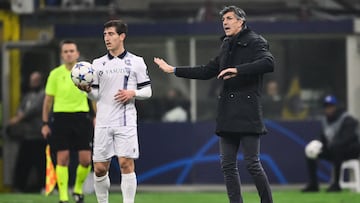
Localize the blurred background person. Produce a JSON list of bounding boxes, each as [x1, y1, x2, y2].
[[261, 79, 283, 120], [195, 0, 218, 22], [282, 76, 309, 120], [162, 88, 189, 122], [6, 71, 46, 192], [302, 94, 360, 192]]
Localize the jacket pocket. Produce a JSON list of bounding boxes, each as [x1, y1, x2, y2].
[[217, 91, 260, 122]]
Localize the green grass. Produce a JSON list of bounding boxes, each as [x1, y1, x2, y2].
[[0, 190, 359, 203]]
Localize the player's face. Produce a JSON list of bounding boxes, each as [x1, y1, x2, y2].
[[104, 27, 125, 54], [222, 11, 243, 36], [61, 43, 79, 64]]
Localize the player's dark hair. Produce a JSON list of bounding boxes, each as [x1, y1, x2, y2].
[[59, 39, 78, 50], [104, 19, 128, 35], [219, 5, 246, 23]]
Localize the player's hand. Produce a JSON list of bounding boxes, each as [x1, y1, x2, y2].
[[217, 68, 238, 80], [41, 125, 51, 139], [77, 84, 91, 93], [114, 89, 135, 103], [154, 57, 175, 73]]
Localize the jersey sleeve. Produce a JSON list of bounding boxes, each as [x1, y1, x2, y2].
[[45, 70, 56, 96], [88, 59, 100, 101], [136, 57, 151, 89], [91, 59, 100, 87]]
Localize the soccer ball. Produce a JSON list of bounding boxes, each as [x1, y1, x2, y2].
[[305, 140, 323, 159], [71, 61, 95, 86]]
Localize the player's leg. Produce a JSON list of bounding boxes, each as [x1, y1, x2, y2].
[[114, 126, 139, 203], [93, 161, 111, 203], [92, 126, 113, 203], [219, 135, 242, 203], [241, 135, 273, 203], [119, 157, 137, 203]]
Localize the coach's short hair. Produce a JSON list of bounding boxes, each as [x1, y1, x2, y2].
[[104, 19, 128, 35], [219, 6, 246, 22]]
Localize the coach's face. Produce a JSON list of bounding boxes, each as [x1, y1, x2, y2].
[[104, 26, 125, 54], [222, 11, 243, 37], [61, 43, 79, 65]]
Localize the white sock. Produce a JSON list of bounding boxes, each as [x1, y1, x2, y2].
[[121, 172, 137, 203], [94, 173, 110, 203]]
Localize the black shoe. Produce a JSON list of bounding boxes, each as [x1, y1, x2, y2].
[[301, 184, 319, 192], [72, 193, 85, 203], [59, 201, 69, 203], [326, 184, 341, 192]]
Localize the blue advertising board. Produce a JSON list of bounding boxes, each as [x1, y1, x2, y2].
[[106, 120, 330, 185]]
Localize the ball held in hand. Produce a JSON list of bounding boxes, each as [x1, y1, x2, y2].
[[71, 61, 95, 86]]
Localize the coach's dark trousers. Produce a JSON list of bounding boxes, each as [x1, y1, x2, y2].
[[219, 134, 273, 203]]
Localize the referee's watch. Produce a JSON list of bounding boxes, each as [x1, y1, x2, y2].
[[42, 121, 49, 126]]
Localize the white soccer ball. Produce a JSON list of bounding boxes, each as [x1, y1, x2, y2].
[[71, 61, 95, 86], [305, 140, 323, 159]]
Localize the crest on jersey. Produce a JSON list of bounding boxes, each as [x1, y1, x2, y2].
[[125, 59, 131, 66]]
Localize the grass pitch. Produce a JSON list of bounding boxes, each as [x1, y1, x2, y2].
[[0, 189, 359, 203]]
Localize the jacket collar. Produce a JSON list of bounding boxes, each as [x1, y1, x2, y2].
[[220, 25, 250, 42]]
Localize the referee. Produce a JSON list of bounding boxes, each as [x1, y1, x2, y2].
[[41, 40, 93, 203]]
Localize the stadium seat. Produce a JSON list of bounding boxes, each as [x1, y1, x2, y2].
[[339, 159, 360, 192]]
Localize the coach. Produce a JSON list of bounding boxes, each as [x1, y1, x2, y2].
[[154, 5, 274, 203]]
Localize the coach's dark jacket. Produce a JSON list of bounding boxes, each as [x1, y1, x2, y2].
[[175, 26, 274, 136]]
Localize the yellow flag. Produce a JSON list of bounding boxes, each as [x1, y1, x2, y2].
[[45, 144, 56, 196]]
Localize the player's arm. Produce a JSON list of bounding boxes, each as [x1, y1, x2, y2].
[[77, 84, 100, 101], [41, 94, 53, 139], [135, 85, 152, 100], [134, 58, 152, 100], [87, 84, 99, 101], [114, 86, 152, 103], [86, 60, 100, 101]]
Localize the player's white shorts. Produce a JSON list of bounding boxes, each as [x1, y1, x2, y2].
[[92, 126, 139, 162]]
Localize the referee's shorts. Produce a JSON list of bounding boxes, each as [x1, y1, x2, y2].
[[50, 112, 93, 152]]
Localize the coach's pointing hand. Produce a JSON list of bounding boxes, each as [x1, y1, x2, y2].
[[154, 57, 175, 73]]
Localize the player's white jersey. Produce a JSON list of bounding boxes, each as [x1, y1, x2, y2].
[[91, 51, 151, 127]]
